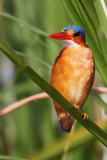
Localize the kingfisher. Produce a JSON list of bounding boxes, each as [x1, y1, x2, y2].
[[49, 25, 95, 133]]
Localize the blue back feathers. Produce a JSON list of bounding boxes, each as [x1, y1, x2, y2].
[[64, 25, 85, 38]]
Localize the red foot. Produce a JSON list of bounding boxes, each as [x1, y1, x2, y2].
[[83, 113, 88, 120], [74, 105, 79, 109]]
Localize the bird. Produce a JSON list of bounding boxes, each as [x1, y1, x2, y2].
[[49, 25, 95, 133]]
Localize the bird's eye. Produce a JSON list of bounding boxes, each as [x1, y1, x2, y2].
[[74, 32, 80, 37]]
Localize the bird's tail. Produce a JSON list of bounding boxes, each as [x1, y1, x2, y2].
[[58, 113, 75, 133]]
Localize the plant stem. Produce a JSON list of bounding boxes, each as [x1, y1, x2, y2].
[[0, 92, 49, 117]]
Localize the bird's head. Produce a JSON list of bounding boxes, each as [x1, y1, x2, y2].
[[49, 25, 86, 48]]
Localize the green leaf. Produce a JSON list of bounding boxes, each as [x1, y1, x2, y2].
[[0, 37, 107, 147], [93, 0, 107, 38]]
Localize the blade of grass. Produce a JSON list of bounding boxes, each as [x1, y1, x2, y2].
[[16, 51, 52, 68], [30, 120, 107, 160], [93, 0, 107, 38], [0, 11, 60, 46], [0, 37, 107, 146], [0, 11, 48, 37]]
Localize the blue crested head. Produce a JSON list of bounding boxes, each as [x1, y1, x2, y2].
[[64, 25, 85, 38]]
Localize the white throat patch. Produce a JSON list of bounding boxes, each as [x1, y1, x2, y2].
[[63, 40, 80, 49]]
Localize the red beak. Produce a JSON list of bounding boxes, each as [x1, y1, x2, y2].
[[49, 32, 73, 40]]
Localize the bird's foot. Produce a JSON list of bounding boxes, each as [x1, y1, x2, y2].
[[74, 105, 79, 109], [83, 113, 88, 120]]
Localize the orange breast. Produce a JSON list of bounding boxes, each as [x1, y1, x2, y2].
[[51, 46, 95, 113]]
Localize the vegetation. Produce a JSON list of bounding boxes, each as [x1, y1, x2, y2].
[[0, 0, 107, 160]]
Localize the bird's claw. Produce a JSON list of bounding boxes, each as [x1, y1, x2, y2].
[[83, 113, 88, 120], [74, 105, 79, 109]]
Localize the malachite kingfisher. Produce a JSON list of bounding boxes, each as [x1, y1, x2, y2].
[[49, 25, 95, 133]]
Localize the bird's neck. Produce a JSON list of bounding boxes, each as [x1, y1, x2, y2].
[[62, 39, 88, 49], [62, 40, 80, 49]]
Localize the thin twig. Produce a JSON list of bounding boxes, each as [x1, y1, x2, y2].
[[93, 87, 107, 94], [0, 87, 107, 117], [0, 92, 49, 117]]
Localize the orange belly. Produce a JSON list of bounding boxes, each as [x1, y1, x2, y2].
[[51, 47, 95, 114]]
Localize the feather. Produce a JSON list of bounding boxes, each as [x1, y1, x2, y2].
[[58, 120, 72, 133]]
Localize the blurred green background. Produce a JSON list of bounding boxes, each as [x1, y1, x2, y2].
[[0, 0, 106, 160]]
